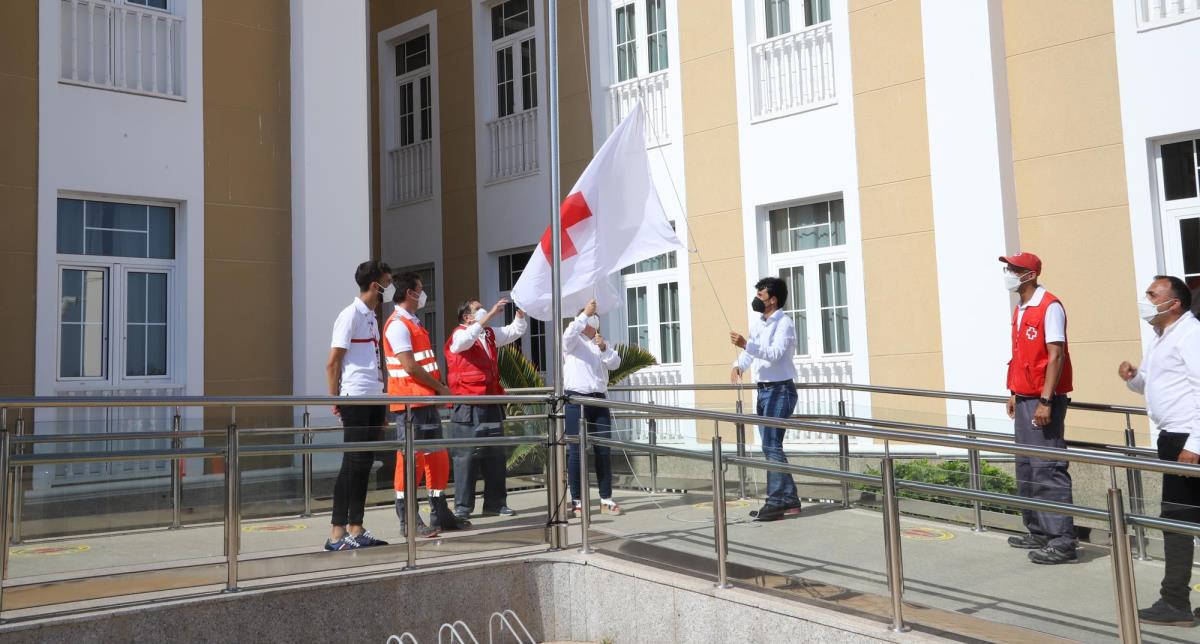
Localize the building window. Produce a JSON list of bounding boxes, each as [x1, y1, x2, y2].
[[769, 199, 844, 253], [492, 0, 537, 118], [497, 250, 547, 370], [1155, 138, 1200, 291], [60, 0, 186, 99], [657, 282, 681, 364], [764, 0, 790, 38], [763, 0, 829, 38], [396, 33, 433, 147], [615, 3, 637, 82], [818, 261, 849, 354], [626, 286, 649, 348], [766, 197, 850, 359], [56, 198, 176, 383], [646, 0, 668, 73]]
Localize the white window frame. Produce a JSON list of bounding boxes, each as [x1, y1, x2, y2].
[[1153, 134, 1200, 288], [496, 249, 548, 372], [490, 0, 538, 119], [396, 33, 433, 148], [619, 237, 683, 365], [764, 197, 851, 360], [55, 196, 179, 387], [753, 0, 831, 42], [609, 0, 671, 83], [59, 0, 187, 100]]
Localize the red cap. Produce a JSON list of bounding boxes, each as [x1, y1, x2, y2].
[[999, 252, 1042, 275]]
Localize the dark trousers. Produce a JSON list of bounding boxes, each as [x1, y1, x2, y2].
[[758, 381, 800, 507], [565, 393, 613, 501], [1157, 431, 1200, 609], [449, 404, 508, 513], [330, 404, 386, 526], [1013, 395, 1076, 549]]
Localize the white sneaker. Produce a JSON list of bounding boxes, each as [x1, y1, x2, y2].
[[600, 498, 623, 515]]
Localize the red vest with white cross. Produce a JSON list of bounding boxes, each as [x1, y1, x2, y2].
[[444, 325, 506, 397], [1007, 291, 1073, 397]]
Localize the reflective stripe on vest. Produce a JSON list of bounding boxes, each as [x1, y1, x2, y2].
[[383, 311, 441, 411]]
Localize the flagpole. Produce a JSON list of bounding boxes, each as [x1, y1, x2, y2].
[[546, 0, 568, 549]]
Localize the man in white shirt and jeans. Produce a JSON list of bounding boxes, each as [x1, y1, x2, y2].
[[563, 299, 623, 517], [1120, 276, 1200, 626], [445, 297, 527, 521], [731, 276, 801, 522], [323, 260, 392, 551]]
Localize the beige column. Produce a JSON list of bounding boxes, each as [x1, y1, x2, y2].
[[1001, 0, 1144, 441], [0, 1, 38, 410], [678, 0, 749, 435], [848, 0, 946, 425]]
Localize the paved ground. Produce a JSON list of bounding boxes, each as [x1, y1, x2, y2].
[[6, 486, 1199, 643]]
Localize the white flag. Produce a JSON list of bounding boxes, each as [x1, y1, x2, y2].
[[511, 104, 684, 320]]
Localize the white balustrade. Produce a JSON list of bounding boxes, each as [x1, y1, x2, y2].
[[750, 22, 835, 121], [613, 366, 685, 443], [485, 109, 539, 183], [784, 358, 853, 443], [60, 0, 186, 99], [606, 70, 670, 147], [388, 140, 433, 206], [52, 386, 182, 484], [1138, 0, 1200, 29]]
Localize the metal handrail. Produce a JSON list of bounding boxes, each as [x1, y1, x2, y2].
[[0, 386, 1170, 640], [571, 396, 1198, 478]]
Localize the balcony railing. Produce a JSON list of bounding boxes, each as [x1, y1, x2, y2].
[[60, 0, 186, 99], [750, 22, 835, 121], [387, 140, 434, 207], [1137, 0, 1200, 29], [485, 109, 539, 183], [787, 358, 853, 443], [606, 70, 670, 147]]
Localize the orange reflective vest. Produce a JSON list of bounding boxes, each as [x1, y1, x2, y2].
[[383, 311, 441, 412]]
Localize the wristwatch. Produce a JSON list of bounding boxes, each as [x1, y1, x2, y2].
[[1038, 396, 1052, 406]]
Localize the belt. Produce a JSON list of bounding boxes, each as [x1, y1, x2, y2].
[[756, 380, 794, 389], [565, 390, 606, 399]]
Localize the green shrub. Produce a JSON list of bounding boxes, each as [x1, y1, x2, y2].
[[858, 458, 1019, 515]]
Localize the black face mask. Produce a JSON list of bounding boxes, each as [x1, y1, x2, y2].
[[751, 297, 766, 314]]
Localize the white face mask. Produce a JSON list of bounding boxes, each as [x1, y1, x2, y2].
[[415, 290, 428, 310], [381, 284, 395, 303], [473, 307, 488, 324], [1138, 296, 1172, 322], [1003, 269, 1031, 292], [586, 315, 601, 330]]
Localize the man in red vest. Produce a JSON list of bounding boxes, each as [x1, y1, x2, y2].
[[384, 271, 466, 537], [1000, 252, 1077, 564], [445, 297, 527, 521]]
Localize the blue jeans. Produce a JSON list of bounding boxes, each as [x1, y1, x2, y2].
[[757, 382, 799, 507], [564, 393, 613, 500]]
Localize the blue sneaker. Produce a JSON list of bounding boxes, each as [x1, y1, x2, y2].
[[349, 530, 388, 547], [323, 535, 360, 551]]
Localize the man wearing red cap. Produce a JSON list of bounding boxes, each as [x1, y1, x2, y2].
[[1000, 252, 1078, 564]]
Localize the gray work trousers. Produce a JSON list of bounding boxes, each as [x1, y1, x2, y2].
[[448, 404, 507, 514], [1013, 395, 1077, 550]]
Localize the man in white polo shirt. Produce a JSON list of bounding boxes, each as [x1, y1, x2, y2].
[[1120, 276, 1200, 626], [323, 260, 392, 551]]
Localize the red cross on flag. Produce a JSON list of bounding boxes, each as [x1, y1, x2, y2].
[[512, 104, 683, 321]]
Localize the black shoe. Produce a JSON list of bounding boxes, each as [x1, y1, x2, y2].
[[1139, 598, 1196, 626], [394, 499, 439, 538], [750, 503, 787, 522], [1007, 534, 1047, 549], [484, 505, 517, 517], [429, 495, 469, 531], [1028, 545, 1077, 565]]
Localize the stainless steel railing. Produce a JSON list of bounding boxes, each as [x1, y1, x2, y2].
[[564, 393, 1199, 643], [0, 384, 1176, 640]]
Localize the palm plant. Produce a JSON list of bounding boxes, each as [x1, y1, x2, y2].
[[499, 342, 657, 471]]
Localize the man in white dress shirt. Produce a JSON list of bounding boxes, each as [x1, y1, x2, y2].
[[730, 276, 802, 522], [564, 299, 623, 516], [1120, 276, 1200, 626], [445, 297, 527, 521]]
